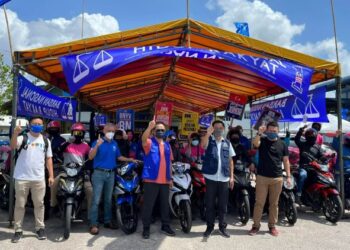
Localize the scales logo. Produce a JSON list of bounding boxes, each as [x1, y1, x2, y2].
[[291, 94, 320, 119], [73, 50, 114, 83], [61, 102, 74, 121]]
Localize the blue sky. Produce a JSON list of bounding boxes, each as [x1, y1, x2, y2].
[[1, 0, 349, 74]]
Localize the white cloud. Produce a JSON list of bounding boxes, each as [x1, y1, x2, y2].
[[0, 10, 119, 64], [207, 0, 350, 75]]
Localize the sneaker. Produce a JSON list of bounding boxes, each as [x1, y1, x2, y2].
[[219, 227, 230, 238], [36, 228, 47, 240], [161, 225, 175, 236], [104, 222, 118, 229], [269, 227, 279, 237], [142, 227, 150, 239], [11, 232, 23, 243], [89, 226, 99, 235], [203, 226, 214, 238], [295, 195, 302, 205], [248, 226, 260, 236]]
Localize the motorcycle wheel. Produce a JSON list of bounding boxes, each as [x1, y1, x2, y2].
[[239, 195, 250, 225], [64, 204, 72, 239], [180, 200, 192, 233], [285, 198, 297, 225], [323, 194, 343, 223], [116, 203, 138, 234], [0, 184, 9, 210]]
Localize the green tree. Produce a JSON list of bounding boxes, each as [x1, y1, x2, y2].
[[0, 53, 13, 114]]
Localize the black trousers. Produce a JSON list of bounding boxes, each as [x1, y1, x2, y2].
[[142, 182, 170, 228], [205, 178, 229, 229]]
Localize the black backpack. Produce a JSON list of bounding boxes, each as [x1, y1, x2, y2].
[[14, 133, 49, 162]]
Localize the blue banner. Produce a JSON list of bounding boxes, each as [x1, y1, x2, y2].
[[0, 0, 11, 7], [17, 75, 76, 122], [199, 113, 214, 128], [94, 114, 107, 126], [60, 46, 313, 101], [235, 22, 250, 37], [250, 87, 328, 123], [116, 109, 134, 130]]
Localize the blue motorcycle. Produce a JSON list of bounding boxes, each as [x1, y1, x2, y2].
[[113, 162, 142, 234]]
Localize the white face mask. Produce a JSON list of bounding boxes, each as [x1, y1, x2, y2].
[[105, 132, 115, 140]]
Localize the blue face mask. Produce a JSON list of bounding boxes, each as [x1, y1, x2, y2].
[[30, 124, 44, 133], [265, 132, 278, 140]]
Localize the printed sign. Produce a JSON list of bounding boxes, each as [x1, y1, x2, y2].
[[116, 109, 134, 130], [17, 74, 76, 122], [94, 114, 107, 126], [181, 112, 199, 136], [253, 107, 282, 130], [155, 102, 173, 127], [199, 113, 214, 128], [225, 93, 247, 120]]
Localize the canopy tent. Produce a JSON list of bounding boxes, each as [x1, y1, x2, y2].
[[14, 18, 340, 115]]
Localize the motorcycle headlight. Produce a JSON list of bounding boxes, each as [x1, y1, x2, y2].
[[119, 164, 129, 176], [66, 167, 78, 177], [320, 164, 329, 172], [66, 180, 75, 192]]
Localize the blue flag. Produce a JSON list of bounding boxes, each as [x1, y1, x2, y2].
[[250, 87, 328, 123], [235, 22, 249, 37], [0, 0, 11, 7], [60, 46, 313, 101], [17, 74, 77, 122]]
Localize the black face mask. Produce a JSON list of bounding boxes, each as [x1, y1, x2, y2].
[[74, 136, 83, 144], [48, 129, 59, 136]]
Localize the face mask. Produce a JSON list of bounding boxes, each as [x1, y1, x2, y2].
[[48, 129, 59, 136], [105, 132, 115, 140], [30, 124, 43, 133], [192, 140, 199, 146], [213, 129, 224, 138], [74, 136, 83, 144], [155, 130, 165, 139], [265, 132, 278, 141]]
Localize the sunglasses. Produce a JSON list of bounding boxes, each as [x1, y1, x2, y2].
[[72, 131, 84, 136]]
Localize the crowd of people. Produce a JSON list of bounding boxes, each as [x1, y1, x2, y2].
[[8, 116, 350, 243]]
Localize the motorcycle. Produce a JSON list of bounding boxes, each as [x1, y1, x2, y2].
[[190, 160, 206, 221], [169, 162, 192, 233], [294, 152, 343, 223], [56, 162, 86, 239], [231, 160, 251, 225], [113, 162, 142, 234], [0, 143, 11, 210], [279, 171, 298, 225]]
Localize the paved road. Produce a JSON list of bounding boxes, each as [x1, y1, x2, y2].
[[1, 207, 350, 250]]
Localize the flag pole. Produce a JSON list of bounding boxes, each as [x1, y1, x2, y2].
[[81, 0, 85, 39], [330, 0, 344, 211], [3, 5, 14, 64], [186, 0, 191, 47]]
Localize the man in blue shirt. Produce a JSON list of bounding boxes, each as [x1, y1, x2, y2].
[[88, 123, 138, 235]]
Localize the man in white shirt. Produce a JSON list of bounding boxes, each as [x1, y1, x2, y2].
[[10, 116, 54, 243], [200, 120, 235, 238]]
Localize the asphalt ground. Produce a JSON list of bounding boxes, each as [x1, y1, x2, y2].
[[1, 206, 350, 250]]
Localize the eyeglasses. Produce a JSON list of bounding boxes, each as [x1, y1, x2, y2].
[[156, 129, 165, 132]]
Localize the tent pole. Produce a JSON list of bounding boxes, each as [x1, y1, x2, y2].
[[78, 98, 82, 122], [8, 52, 20, 226], [186, 0, 191, 48]]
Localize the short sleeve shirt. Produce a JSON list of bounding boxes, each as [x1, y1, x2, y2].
[[91, 139, 121, 170], [14, 133, 53, 181]]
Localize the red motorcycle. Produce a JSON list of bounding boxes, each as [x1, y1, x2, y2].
[[190, 161, 206, 221], [293, 152, 343, 223]]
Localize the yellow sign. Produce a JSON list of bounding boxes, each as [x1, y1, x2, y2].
[[181, 112, 199, 136]]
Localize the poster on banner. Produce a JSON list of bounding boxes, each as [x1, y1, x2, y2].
[[17, 74, 76, 122], [225, 93, 247, 120], [250, 87, 328, 123], [155, 102, 173, 127], [94, 114, 107, 127], [181, 112, 199, 136], [199, 113, 214, 128], [253, 107, 281, 130], [60, 46, 313, 101], [116, 109, 134, 130]]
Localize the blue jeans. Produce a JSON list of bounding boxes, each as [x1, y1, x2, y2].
[[89, 170, 114, 226], [297, 168, 308, 194]]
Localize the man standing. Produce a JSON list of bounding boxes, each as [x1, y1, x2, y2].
[[141, 118, 175, 239], [88, 123, 137, 235], [10, 116, 54, 243], [201, 120, 235, 238], [249, 121, 291, 237]]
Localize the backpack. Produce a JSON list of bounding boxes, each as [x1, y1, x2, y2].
[[14, 133, 49, 162]]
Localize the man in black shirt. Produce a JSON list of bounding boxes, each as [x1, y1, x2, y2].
[[295, 127, 324, 202], [249, 121, 291, 237]]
